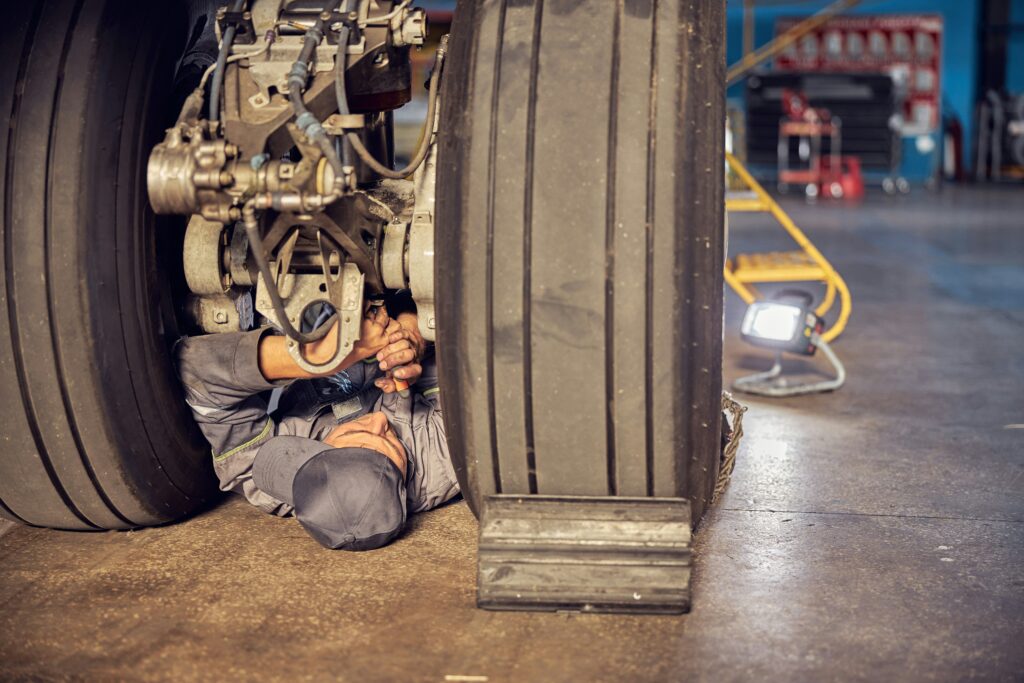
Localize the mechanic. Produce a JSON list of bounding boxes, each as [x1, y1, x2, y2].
[[175, 302, 459, 550]]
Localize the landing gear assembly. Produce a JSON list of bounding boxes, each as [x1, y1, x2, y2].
[[148, 0, 440, 375]]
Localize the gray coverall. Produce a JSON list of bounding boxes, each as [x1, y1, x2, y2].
[[176, 328, 460, 517]]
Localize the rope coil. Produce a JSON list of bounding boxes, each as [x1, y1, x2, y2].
[[713, 391, 748, 505]]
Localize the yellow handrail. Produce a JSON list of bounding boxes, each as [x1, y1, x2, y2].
[[725, 152, 851, 343]]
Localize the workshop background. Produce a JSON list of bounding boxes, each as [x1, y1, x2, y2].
[[1, 0, 1022, 681]]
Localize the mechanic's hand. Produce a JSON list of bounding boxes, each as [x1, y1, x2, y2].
[[374, 328, 424, 393], [352, 305, 401, 361], [394, 312, 427, 354]]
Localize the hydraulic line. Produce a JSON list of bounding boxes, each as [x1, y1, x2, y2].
[[338, 34, 448, 180], [334, 0, 357, 173], [364, 0, 411, 24], [242, 201, 337, 344], [287, 0, 346, 186], [209, 0, 247, 123], [199, 36, 274, 92]]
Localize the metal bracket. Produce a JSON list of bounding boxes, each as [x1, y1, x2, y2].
[[255, 232, 364, 375], [477, 495, 693, 614], [408, 210, 435, 340], [217, 7, 257, 45], [408, 113, 439, 341], [322, 113, 366, 134], [380, 219, 408, 290]]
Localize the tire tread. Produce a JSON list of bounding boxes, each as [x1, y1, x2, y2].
[[0, 0, 215, 530], [436, 0, 726, 522]]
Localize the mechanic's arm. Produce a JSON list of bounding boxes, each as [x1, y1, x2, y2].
[[379, 345, 459, 512], [370, 313, 459, 511], [258, 306, 396, 381]]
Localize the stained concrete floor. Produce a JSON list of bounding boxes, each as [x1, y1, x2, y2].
[[1, 185, 1023, 682]]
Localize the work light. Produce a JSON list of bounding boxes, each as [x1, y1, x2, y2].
[[733, 291, 845, 397], [740, 299, 823, 356]]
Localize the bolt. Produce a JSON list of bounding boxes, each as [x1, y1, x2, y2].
[[243, 10, 251, 20], [428, 317, 436, 329], [224, 144, 239, 158], [213, 311, 228, 324], [219, 171, 234, 186]]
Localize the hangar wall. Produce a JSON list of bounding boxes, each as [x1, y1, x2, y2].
[[726, 0, 981, 182]]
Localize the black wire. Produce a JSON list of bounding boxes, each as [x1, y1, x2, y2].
[[209, 0, 246, 122]]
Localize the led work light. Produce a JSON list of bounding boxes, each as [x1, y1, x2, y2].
[[733, 291, 845, 397], [740, 300, 824, 355]]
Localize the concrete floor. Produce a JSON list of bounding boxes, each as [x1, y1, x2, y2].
[[1, 186, 1023, 681]]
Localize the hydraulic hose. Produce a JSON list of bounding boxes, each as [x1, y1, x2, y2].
[[242, 201, 337, 344], [209, 0, 247, 123], [365, 0, 411, 24], [287, 0, 346, 185], [334, 0, 356, 173], [339, 34, 448, 180], [199, 36, 273, 92]]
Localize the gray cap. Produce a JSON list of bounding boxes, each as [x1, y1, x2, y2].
[[253, 436, 407, 551]]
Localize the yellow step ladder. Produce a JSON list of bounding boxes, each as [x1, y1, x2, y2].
[[724, 152, 851, 343]]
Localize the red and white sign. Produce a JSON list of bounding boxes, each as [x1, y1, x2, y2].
[[775, 15, 943, 135]]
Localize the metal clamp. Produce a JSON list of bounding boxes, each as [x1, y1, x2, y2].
[[323, 113, 366, 134]]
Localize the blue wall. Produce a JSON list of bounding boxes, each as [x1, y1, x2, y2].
[[1008, 0, 1024, 93], [726, 0, 981, 181]]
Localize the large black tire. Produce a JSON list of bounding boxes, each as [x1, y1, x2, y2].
[[436, 0, 726, 523], [0, 0, 216, 529]]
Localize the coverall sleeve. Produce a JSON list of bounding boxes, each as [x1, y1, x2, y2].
[[378, 349, 460, 513], [175, 328, 294, 516]]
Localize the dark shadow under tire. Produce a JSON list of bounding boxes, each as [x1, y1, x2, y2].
[[0, 0, 216, 529], [436, 0, 726, 523]]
